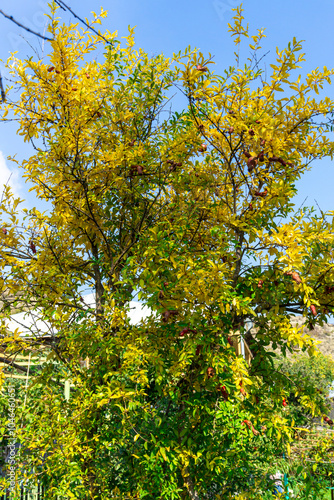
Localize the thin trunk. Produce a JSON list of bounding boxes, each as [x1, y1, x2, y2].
[[91, 242, 104, 320], [232, 230, 244, 287], [183, 468, 200, 500], [82, 430, 100, 499]]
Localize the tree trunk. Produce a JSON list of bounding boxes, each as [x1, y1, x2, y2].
[[183, 468, 200, 500], [91, 241, 105, 320]]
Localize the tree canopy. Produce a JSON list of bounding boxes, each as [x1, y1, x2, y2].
[[1, 4, 334, 499]]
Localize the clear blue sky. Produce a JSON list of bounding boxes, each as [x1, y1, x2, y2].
[[1, 0, 334, 213]]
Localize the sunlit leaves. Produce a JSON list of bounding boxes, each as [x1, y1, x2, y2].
[[0, 3, 334, 499]]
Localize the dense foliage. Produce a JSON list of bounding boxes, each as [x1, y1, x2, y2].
[[278, 352, 334, 426], [1, 4, 334, 499]]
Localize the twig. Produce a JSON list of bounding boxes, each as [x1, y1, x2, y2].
[[0, 173, 12, 204], [0, 71, 6, 103], [23, 353, 31, 407], [314, 198, 325, 218], [0, 356, 28, 373], [0, 9, 53, 42], [53, 0, 113, 45]]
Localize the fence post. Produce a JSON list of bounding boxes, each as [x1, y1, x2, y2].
[[64, 380, 70, 401]]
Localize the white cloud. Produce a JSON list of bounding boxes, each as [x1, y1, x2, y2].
[[0, 150, 21, 198]]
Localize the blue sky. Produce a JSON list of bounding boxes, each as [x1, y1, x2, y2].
[[1, 0, 334, 213]]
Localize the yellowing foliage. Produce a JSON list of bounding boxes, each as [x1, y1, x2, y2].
[[0, 5, 334, 499]]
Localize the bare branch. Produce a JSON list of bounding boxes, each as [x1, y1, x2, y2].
[[0, 9, 53, 42], [0, 356, 28, 373], [53, 0, 113, 46], [0, 71, 6, 103]]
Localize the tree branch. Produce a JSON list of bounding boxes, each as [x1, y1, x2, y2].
[[0, 9, 53, 42], [0, 72, 6, 103], [0, 356, 28, 373], [53, 0, 113, 46]]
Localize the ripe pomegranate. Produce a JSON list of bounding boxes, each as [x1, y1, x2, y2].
[[196, 65, 208, 72], [310, 305, 317, 317], [162, 310, 178, 322], [291, 271, 302, 284], [242, 420, 258, 434], [247, 157, 257, 172], [240, 386, 246, 396], [216, 384, 229, 400], [29, 241, 36, 254]]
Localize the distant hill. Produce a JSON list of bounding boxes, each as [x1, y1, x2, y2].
[[290, 316, 334, 358]]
